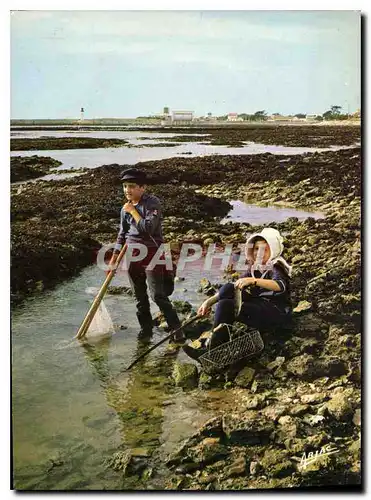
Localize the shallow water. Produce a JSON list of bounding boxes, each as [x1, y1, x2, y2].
[[221, 200, 325, 225], [10, 129, 358, 174], [12, 260, 237, 490]]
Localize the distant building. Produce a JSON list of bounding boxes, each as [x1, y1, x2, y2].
[[227, 112, 240, 122], [161, 115, 172, 126], [171, 110, 194, 125], [352, 109, 361, 119]]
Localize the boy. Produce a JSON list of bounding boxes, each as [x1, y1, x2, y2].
[[108, 168, 184, 342]]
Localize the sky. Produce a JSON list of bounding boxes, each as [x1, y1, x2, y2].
[[10, 9, 361, 119]]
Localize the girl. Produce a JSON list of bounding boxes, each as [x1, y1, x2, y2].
[[183, 228, 292, 360]]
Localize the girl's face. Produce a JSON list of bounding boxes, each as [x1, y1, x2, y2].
[[252, 239, 271, 264]]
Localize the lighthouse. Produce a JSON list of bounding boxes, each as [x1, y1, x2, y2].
[[80, 107, 85, 122]]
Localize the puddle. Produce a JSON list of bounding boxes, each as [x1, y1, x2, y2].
[[12, 260, 235, 490], [221, 200, 325, 225]]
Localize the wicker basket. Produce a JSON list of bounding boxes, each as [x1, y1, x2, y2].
[[198, 325, 264, 374]]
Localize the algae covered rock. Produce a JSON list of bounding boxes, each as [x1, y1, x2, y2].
[[234, 366, 256, 388], [222, 411, 274, 445], [292, 313, 329, 339], [172, 362, 199, 389], [187, 437, 229, 465], [323, 389, 354, 421]]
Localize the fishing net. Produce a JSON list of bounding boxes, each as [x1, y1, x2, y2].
[[84, 287, 115, 338], [86, 300, 115, 338], [199, 323, 264, 374]]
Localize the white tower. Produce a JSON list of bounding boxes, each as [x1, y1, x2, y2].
[[80, 107, 84, 122]]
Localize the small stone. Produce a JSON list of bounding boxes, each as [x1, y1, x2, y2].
[[352, 408, 361, 427], [250, 461, 262, 476], [302, 414, 325, 426], [293, 300, 312, 313], [224, 456, 247, 478], [266, 356, 285, 372]]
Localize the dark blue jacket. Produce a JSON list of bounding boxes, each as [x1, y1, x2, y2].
[[242, 263, 292, 312], [114, 193, 163, 252]]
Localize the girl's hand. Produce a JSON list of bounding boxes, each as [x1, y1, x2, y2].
[[234, 277, 255, 289], [197, 300, 211, 316]]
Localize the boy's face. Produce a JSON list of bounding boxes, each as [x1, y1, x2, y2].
[[123, 182, 145, 202], [252, 239, 271, 264]]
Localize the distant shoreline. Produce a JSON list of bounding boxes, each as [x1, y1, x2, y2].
[[10, 119, 361, 128]]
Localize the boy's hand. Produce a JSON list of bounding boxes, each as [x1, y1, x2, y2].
[[234, 277, 256, 289], [123, 202, 135, 214], [105, 258, 117, 276]]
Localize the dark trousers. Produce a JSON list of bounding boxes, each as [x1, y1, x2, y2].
[[214, 283, 289, 331], [128, 250, 181, 331]]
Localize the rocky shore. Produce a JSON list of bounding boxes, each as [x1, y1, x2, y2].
[[11, 155, 62, 182], [128, 124, 360, 147], [11, 137, 130, 151], [11, 125, 361, 489]]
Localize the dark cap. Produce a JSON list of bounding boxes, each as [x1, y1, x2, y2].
[[120, 168, 148, 184]]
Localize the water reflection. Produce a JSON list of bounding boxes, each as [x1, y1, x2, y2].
[[221, 200, 325, 225]]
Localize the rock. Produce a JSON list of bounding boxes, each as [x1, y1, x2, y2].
[[266, 356, 285, 372], [260, 448, 295, 478], [234, 366, 256, 388], [198, 473, 218, 485], [289, 404, 309, 416], [352, 408, 361, 427], [298, 453, 332, 474], [222, 411, 275, 445], [198, 278, 218, 296], [198, 372, 214, 389], [348, 362, 361, 384], [286, 354, 322, 380], [172, 362, 199, 389], [322, 358, 348, 378], [262, 404, 289, 422], [187, 437, 229, 465], [323, 391, 354, 421], [250, 461, 262, 476], [293, 313, 329, 339], [277, 415, 298, 439], [107, 285, 132, 295], [203, 238, 215, 246], [349, 438, 361, 461], [172, 300, 193, 314], [300, 393, 327, 404], [302, 414, 326, 426], [243, 394, 266, 410], [293, 300, 312, 313], [251, 372, 275, 393], [193, 416, 224, 439], [104, 450, 146, 476], [223, 456, 247, 478], [286, 354, 347, 381]]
